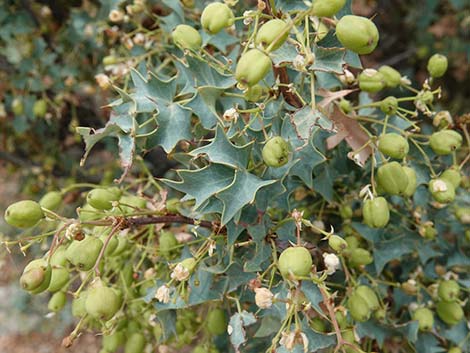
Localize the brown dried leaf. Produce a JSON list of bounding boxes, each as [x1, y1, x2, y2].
[[317, 88, 357, 109], [326, 105, 373, 167]]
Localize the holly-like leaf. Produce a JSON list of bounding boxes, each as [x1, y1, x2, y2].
[[130, 69, 176, 113], [161, 164, 235, 209], [311, 46, 345, 74], [291, 106, 333, 140], [216, 170, 276, 225], [186, 86, 224, 128], [190, 125, 253, 169], [228, 311, 257, 352]]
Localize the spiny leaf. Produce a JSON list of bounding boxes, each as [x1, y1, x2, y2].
[[190, 125, 253, 169]]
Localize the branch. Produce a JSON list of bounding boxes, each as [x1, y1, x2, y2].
[[126, 215, 224, 233]]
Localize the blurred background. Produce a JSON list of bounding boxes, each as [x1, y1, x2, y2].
[[0, 0, 469, 351]]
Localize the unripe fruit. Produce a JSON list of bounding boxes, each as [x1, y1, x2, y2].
[[437, 280, 460, 302], [255, 19, 289, 51], [4, 200, 44, 228], [79, 203, 101, 222], [11, 97, 24, 115], [374, 308, 386, 320], [172, 25, 202, 51], [311, 0, 346, 17], [72, 291, 87, 317], [402, 166, 418, 197], [47, 268, 69, 292], [159, 230, 178, 258], [193, 346, 206, 353], [440, 167, 461, 189], [356, 285, 380, 310], [427, 54, 448, 78], [448, 347, 462, 353], [180, 257, 197, 273], [378, 66, 401, 87], [85, 283, 121, 321], [429, 130, 462, 156], [278, 246, 312, 278], [21, 259, 52, 294], [349, 248, 373, 267], [335, 310, 348, 329], [262, 136, 290, 168], [429, 178, 455, 204], [235, 49, 272, 87], [66, 236, 103, 271], [339, 204, 353, 219], [39, 191, 62, 211], [124, 333, 146, 353], [455, 208, 470, 224], [244, 84, 266, 102], [380, 96, 399, 115], [412, 307, 434, 331], [200, 2, 234, 34], [207, 308, 228, 335], [103, 55, 118, 66], [358, 69, 385, 93], [119, 195, 147, 214], [33, 99, 47, 118], [362, 197, 390, 228], [48, 291, 66, 312], [377, 162, 409, 196], [328, 235, 348, 252], [99, 233, 118, 256], [401, 280, 418, 295], [336, 15, 379, 55], [103, 331, 125, 352], [310, 317, 327, 332], [419, 222, 437, 240], [347, 293, 371, 322], [345, 236, 360, 249], [112, 236, 129, 256], [50, 247, 68, 267], [87, 188, 121, 210], [436, 301, 463, 326], [378, 133, 409, 159], [339, 98, 353, 113]]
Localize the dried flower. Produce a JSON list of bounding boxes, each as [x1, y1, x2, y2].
[[109, 9, 125, 23], [323, 253, 340, 275], [255, 287, 274, 309], [155, 285, 170, 303], [170, 263, 190, 281], [95, 73, 111, 90]]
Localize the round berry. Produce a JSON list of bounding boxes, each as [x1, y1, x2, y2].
[[201, 2, 234, 34], [278, 246, 312, 278], [172, 24, 202, 51], [427, 54, 448, 78], [378, 133, 409, 159], [262, 136, 290, 168], [235, 49, 272, 87], [4, 200, 44, 228], [255, 19, 289, 51], [362, 197, 390, 228], [336, 15, 379, 55]]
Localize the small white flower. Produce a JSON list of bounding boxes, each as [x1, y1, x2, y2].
[[243, 10, 255, 25], [338, 69, 355, 85], [293, 54, 306, 71], [144, 268, 155, 280], [400, 76, 411, 85], [227, 324, 233, 335], [323, 253, 340, 275], [432, 179, 448, 192], [409, 302, 419, 311], [223, 107, 239, 121], [208, 240, 217, 257], [133, 33, 146, 45], [155, 285, 170, 303], [254, 287, 274, 309], [175, 232, 193, 243], [279, 331, 296, 351], [170, 263, 190, 281], [95, 73, 111, 90], [109, 9, 124, 22]]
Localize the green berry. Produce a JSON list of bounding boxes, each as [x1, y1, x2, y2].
[[455, 208, 470, 224], [87, 188, 121, 210], [102, 331, 125, 352], [65, 236, 104, 271], [358, 69, 385, 93], [207, 308, 228, 335], [159, 230, 178, 258], [39, 191, 62, 211], [103, 55, 118, 66], [378, 133, 409, 159], [448, 347, 462, 353], [427, 54, 448, 78], [48, 291, 67, 312], [85, 282, 121, 321], [244, 84, 266, 102], [278, 246, 312, 278], [378, 65, 401, 87], [20, 259, 52, 294], [328, 235, 349, 253], [4, 200, 44, 228], [124, 333, 146, 353], [436, 301, 464, 326], [172, 24, 202, 51], [262, 136, 290, 168], [413, 307, 434, 331], [201, 2, 234, 34], [47, 268, 69, 292], [438, 280, 460, 302], [429, 178, 455, 204], [355, 285, 380, 311], [377, 162, 409, 196], [349, 248, 373, 267], [71, 291, 87, 317], [347, 293, 371, 322], [33, 99, 47, 118], [11, 97, 24, 115], [255, 19, 289, 51], [402, 166, 418, 197], [339, 204, 353, 219], [235, 49, 272, 87], [310, 317, 327, 332], [440, 167, 461, 189], [336, 15, 379, 55], [429, 130, 462, 156], [311, 0, 346, 17], [380, 96, 399, 115], [339, 98, 353, 113], [362, 197, 390, 228]]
